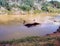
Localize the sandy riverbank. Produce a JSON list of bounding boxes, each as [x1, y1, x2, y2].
[[0, 13, 59, 24]]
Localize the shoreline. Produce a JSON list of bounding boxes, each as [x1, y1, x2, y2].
[[0, 13, 59, 25]]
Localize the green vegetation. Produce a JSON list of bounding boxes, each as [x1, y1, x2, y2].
[[22, 0, 34, 7], [41, 0, 60, 13], [34, 10, 42, 14], [0, 0, 60, 13], [0, 0, 11, 11], [56, 37, 60, 41], [41, 6, 48, 12], [19, 4, 31, 11], [49, 0, 60, 8], [18, 0, 34, 11], [0, 36, 60, 46], [46, 43, 54, 46]]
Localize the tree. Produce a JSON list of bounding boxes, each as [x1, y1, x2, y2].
[[0, 0, 11, 11], [20, 0, 34, 7], [18, 0, 34, 11], [19, 4, 31, 11], [49, 0, 60, 8]]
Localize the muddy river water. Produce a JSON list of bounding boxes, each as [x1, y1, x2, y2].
[[0, 15, 60, 41]]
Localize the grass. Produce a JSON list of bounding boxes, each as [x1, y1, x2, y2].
[[47, 7, 60, 13], [0, 36, 60, 46]]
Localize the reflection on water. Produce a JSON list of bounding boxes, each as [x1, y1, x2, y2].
[[0, 15, 60, 41]]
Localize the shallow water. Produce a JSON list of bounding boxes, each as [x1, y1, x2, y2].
[[0, 16, 60, 41], [0, 23, 59, 41]]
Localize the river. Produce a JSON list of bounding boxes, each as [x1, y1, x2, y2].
[[0, 15, 60, 41]]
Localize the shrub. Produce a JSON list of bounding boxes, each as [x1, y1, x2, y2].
[[0, 0, 11, 11], [56, 37, 60, 41], [19, 4, 31, 11], [34, 42, 40, 46], [22, 0, 34, 7], [41, 6, 48, 12], [34, 10, 42, 14], [49, 1, 60, 8], [46, 43, 54, 46]]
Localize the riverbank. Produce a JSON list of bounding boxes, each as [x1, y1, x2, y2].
[[0, 26, 60, 46], [0, 36, 60, 46], [0, 13, 59, 25]]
